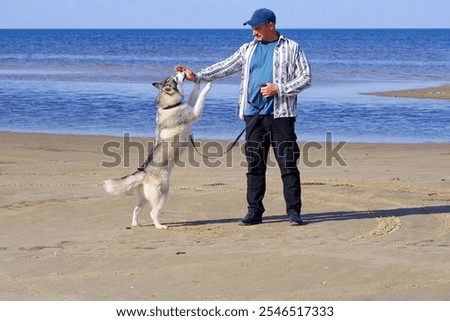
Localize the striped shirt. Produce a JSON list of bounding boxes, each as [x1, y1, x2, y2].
[[197, 34, 311, 119]]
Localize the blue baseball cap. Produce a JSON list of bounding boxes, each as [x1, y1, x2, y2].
[[243, 8, 276, 27]]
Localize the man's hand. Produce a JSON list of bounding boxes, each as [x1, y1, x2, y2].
[[260, 83, 278, 98], [175, 65, 197, 81]]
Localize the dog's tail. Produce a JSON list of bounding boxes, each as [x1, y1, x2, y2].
[[104, 171, 146, 196]]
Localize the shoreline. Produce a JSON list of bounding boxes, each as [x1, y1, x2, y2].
[[1, 131, 449, 300], [1, 130, 449, 145], [364, 84, 450, 100]]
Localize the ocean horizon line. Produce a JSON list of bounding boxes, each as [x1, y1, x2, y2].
[[1, 27, 449, 31]]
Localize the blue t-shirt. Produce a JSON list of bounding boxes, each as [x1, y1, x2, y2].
[[246, 39, 277, 115]]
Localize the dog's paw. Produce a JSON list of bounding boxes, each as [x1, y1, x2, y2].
[[176, 71, 186, 82], [131, 222, 143, 227], [155, 224, 168, 230], [204, 82, 212, 92]]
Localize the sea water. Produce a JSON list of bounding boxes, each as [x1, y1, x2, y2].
[[0, 29, 449, 143]]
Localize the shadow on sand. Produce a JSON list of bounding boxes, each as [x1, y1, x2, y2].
[[167, 205, 450, 227]]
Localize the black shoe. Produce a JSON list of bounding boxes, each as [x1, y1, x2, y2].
[[238, 212, 263, 226], [288, 213, 307, 226]]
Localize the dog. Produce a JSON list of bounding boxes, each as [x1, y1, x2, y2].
[[104, 72, 212, 229]]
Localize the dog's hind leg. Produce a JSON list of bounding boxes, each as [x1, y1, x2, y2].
[[132, 186, 147, 227], [132, 206, 142, 227], [145, 182, 169, 230], [149, 198, 167, 230]]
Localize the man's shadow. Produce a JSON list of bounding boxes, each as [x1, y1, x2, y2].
[[167, 205, 450, 227]]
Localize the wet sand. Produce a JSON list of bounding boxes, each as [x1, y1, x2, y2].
[[365, 84, 450, 100]]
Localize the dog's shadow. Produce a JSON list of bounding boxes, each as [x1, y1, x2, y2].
[[164, 205, 450, 227]]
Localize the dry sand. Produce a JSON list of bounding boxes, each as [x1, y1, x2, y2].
[[0, 131, 449, 300], [365, 84, 450, 100]]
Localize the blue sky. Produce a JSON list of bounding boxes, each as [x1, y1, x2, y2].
[[1, 0, 449, 29]]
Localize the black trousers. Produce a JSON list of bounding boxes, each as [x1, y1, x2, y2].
[[244, 115, 302, 216]]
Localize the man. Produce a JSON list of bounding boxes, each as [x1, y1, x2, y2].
[[177, 8, 311, 226]]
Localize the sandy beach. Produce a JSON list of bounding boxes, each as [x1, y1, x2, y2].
[[365, 84, 450, 100], [0, 131, 449, 301]]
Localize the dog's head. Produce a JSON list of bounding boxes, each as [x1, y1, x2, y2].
[[152, 72, 186, 109]]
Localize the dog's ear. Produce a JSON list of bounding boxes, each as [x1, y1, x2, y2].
[[152, 82, 162, 90]]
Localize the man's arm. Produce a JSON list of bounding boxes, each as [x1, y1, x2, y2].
[[176, 43, 248, 83]]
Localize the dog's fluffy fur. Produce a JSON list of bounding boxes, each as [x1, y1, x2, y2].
[[104, 72, 211, 229]]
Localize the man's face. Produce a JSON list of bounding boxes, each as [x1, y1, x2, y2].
[[252, 22, 275, 42]]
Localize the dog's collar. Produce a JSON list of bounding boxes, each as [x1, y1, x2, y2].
[[162, 102, 182, 110]]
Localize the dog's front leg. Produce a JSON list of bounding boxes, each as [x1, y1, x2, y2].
[[192, 82, 212, 120], [187, 80, 201, 107]]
